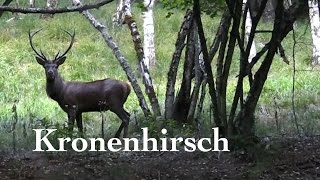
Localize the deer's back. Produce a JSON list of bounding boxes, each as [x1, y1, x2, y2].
[[58, 78, 131, 112]]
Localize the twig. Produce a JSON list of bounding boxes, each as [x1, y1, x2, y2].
[[273, 97, 280, 133], [295, 69, 320, 72], [278, 43, 289, 64], [255, 30, 273, 33], [291, 24, 300, 136], [11, 101, 18, 154]]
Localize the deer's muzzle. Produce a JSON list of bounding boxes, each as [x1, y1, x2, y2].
[[47, 70, 55, 81]]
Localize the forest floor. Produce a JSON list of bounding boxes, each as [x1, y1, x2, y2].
[[0, 136, 319, 180]]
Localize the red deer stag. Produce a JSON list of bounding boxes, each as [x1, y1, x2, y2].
[[29, 29, 131, 138]]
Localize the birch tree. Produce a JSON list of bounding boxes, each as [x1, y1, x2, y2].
[[142, 0, 156, 69], [29, 0, 35, 7], [41, 0, 58, 18], [308, 0, 320, 65], [113, 0, 161, 117], [46, 0, 58, 9], [243, 0, 256, 63]]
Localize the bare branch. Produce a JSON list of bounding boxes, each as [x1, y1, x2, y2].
[[0, 0, 113, 14], [278, 44, 289, 64], [0, 0, 13, 17]]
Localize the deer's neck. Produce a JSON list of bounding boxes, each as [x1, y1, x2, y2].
[[46, 74, 65, 101]]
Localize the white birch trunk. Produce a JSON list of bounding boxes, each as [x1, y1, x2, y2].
[[46, 0, 58, 8], [113, 0, 131, 26], [110, 0, 161, 116], [29, 0, 35, 7], [142, 0, 156, 69], [243, 0, 256, 63], [308, 0, 320, 65]]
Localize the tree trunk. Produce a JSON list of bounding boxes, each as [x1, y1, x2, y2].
[[47, 0, 58, 8], [308, 0, 320, 65], [121, 0, 161, 117], [172, 18, 195, 123], [194, 0, 222, 131], [187, 25, 202, 123], [235, 0, 299, 136], [142, 0, 156, 69], [208, 10, 231, 63], [243, 0, 257, 63], [113, 0, 124, 26], [111, 0, 161, 117], [41, 0, 58, 18], [221, 1, 242, 135], [228, 0, 268, 136], [215, 8, 234, 132], [195, 77, 207, 123], [29, 0, 35, 7], [165, 10, 193, 120]]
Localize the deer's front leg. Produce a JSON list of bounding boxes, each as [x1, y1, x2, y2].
[[76, 113, 83, 136], [67, 113, 76, 132], [67, 105, 77, 132]]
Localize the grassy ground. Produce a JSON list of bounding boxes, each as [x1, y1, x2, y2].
[[0, 1, 319, 151]]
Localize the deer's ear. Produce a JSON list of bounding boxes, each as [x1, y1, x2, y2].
[[56, 56, 66, 66], [35, 56, 45, 66]]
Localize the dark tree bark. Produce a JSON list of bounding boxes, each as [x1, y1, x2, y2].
[[172, 17, 196, 123], [195, 78, 207, 123], [228, 0, 268, 136], [208, 10, 231, 63], [192, 10, 231, 129], [215, 7, 233, 132], [165, 10, 193, 120], [217, 0, 242, 136], [235, 0, 300, 136], [193, 0, 222, 132], [187, 22, 202, 123], [0, 0, 13, 17]]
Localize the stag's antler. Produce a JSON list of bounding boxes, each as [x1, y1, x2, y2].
[[28, 29, 48, 61], [54, 30, 75, 62]]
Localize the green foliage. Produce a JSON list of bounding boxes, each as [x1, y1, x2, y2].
[[160, 0, 225, 17]]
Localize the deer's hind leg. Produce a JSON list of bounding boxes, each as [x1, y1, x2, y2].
[[112, 107, 130, 138]]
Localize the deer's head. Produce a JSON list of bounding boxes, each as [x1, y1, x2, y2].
[[29, 29, 75, 82]]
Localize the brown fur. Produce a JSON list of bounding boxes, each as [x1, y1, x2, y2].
[[29, 30, 131, 138]]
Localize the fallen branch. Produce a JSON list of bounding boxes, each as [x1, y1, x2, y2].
[[0, 0, 113, 14], [0, 0, 13, 17]]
